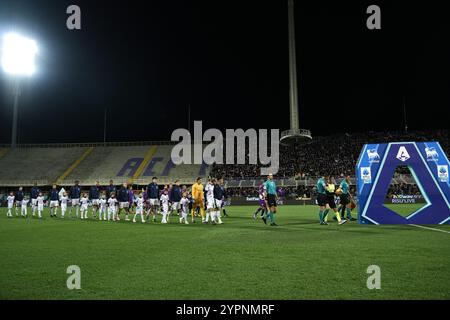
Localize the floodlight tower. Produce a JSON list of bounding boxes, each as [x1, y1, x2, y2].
[[280, 0, 312, 146], [1, 33, 38, 148]]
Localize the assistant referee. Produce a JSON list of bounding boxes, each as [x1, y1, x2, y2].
[[264, 173, 278, 226]]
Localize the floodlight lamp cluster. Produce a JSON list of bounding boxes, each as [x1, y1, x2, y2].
[[1, 33, 38, 76]]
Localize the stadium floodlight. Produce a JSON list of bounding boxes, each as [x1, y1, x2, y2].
[[1, 33, 38, 76], [1, 32, 38, 148], [280, 0, 312, 146]]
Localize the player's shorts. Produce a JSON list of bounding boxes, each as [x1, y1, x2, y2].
[[108, 207, 116, 214], [326, 195, 337, 209], [31, 198, 37, 206], [148, 198, 159, 206], [266, 194, 277, 207], [206, 197, 215, 209], [339, 194, 350, 205], [81, 204, 88, 211], [161, 204, 169, 214], [71, 198, 80, 206], [135, 206, 143, 214], [8, 203, 14, 209], [171, 202, 180, 211], [91, 199, 100, 206], [119, 201, 129, 209], [38, 204, 44, 211], [50, 200, 59, 208], [317, 194, 327, 206], [193, 198, 204, 207], [214, 199, 222, 209], [61, 203, 67, 210], [258, 199, 266, 207], [15, 200, 22, 207]]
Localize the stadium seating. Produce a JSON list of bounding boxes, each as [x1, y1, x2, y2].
[[0, 130, 447, 191], [64, 145, 154, 185], [0, 143, 210, 187], [0, 147, 89, 186]]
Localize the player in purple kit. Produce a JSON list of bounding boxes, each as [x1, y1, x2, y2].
[[252, 181, 268, 224], [128, 185, 135, 215]]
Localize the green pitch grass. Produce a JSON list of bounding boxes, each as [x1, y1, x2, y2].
[[0, 205, 449, 300], [383, 203, 426, 217]]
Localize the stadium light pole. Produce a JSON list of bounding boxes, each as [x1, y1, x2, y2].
[[1, 32, 38, 148], [280, 0, 312, 146]]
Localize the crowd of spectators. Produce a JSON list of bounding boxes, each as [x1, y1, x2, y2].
[[386, 183, 422, 197], [211, 129, 449, 179]]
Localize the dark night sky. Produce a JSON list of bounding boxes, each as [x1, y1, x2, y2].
[[0, 0, 449, 143]]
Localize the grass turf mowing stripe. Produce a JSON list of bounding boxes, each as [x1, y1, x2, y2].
[[127, 145, 158, 184], [55, 147, 94, 184], [0, 205, 449, 300]]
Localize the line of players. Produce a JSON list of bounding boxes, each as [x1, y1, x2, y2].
[[5, 176, 229, 225]]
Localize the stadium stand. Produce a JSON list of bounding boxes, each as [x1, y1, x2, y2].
[[62, 145, 157, 185], [62, 145, 210, 186], [0, 146, 89, 186], [0, 143, 210, 187], [211, 129, 450, 179], [0, 130, 447, 197]]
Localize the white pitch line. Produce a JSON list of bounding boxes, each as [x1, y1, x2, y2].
[[408, 224, 450, 234]]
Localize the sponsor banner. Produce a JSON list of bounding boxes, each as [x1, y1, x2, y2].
[[437, 165, 449, 183], [231, 197, 314, 206], [361, 167, 372, 184], [386, 194, 426, 204], [425, 146, 439, 162]]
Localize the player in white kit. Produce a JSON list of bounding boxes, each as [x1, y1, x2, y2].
[[212, 178, 225, 225], [107, 193, 118, 221], [205, 178, 216, 223], [36, 192, 44, 219], [21, 198, 29, 217], [160, 190, 169, 224], [80, 194, 89, 220], [133, 193, 145, 223], [179, 192, 190, 224], [60, 192, 69, 218], [99, 194, 107, 221], [6, 192, 14, 217]]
